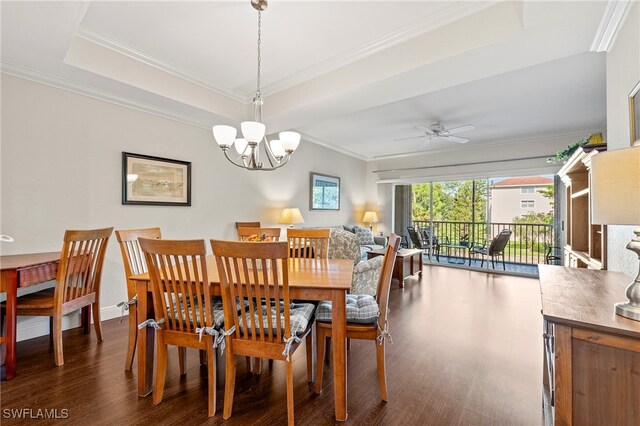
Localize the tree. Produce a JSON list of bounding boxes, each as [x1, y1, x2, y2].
[[538, 184, 554, 209], [512, 211, 554, 249]]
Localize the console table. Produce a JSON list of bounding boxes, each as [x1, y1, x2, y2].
[[538, 265, 640, 425], [1, 252, 60, 380]]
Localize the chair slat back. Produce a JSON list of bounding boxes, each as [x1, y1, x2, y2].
[[406, 226, 423, 249], [139, 238, 213, 333], [376, 234, 401, 326], [236, 221, 261, 229], [489, 229, 512, 254], [115, 228, 161, 297], [286, 228, 330, 259], [237, 227, 281, 241], [211, 240, 290, 344], [56, 227, 113, 305]]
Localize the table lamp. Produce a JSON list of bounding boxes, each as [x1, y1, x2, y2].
[[591, 146, 640, 321], [279, 208, 305, 228], [362, 211, 379, 231]]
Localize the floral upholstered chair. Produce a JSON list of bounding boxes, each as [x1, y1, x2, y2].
[[328, 229, 383, 297]]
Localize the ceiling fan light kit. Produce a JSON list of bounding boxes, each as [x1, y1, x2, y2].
[[212, 0, 300, 171]]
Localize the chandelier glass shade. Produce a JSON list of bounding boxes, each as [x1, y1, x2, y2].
[[212, 0, 300, 171]]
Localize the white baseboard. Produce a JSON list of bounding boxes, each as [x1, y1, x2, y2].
[[16, 304, 125, 342]]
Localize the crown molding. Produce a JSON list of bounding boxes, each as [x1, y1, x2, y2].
[[1, 62, 365, 162], [258, 1, 499, 98], [296, 131, 369, 161], [1, 62, 211, 129], [76, 25, 248, 103], [369, 130, 592, 162], [590, 0, 633, 52]]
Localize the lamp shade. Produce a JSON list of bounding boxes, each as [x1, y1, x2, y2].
[[270, 140, 286, 158], [241, 121, 266, 143], [591, 146, 640, 225], [279, 131, 301, 152], [233, 138, 248, 155], [279, 208, 305, 225], [212, 125, 237, 146], [362, 211, 379, 223]]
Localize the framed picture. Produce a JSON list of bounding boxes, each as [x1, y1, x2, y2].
[[630, 80, 640, 146], [122, 152, 191, 206], [310, 172, 340, 210]]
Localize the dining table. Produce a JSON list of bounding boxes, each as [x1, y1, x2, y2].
[[131, 256, 354, 421], [0, 251, 61, 380]]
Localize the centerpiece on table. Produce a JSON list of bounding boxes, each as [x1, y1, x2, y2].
[[245, 234, 271, 269]]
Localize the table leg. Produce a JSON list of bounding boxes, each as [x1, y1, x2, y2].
[[136, 280, 155, 396], [3, 271, 18, 380], [331, 289, 347, 421]]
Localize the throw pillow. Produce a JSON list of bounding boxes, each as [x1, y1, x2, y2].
[[354, 226, 375, 245]]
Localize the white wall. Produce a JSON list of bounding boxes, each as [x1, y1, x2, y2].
[[606, 2, 640, 277], [0, 75, 368, 340]]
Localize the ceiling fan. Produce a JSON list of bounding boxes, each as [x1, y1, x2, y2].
[[394, 122, 475, 144]]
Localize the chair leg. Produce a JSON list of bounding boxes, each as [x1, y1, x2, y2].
[[286, 360, 294, 426], [253, 357, 262, 374], [502, 254, 506, 270], [480, 258, 484, 268], [81, 306, 90, 335], [492, 257, 495, 269], [199, 350, 207, 365], [92, 302, 103, 341], [153, 334, 168, 406], [125, 304, 137, 370], [207, 346, 216, 417], [325, 337, 331, 365], [245, 356, 252, 373], [376, 340, 388, 401], [53, 313, 64, 366], [306, 330, 314, 383], [49, 317, 54, 342], [223, 347, 237, 420], [315, 326, 327, 394], [178, 347, 186, 375]]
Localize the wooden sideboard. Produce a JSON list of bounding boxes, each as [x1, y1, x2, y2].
[[538, 265, 640, 425]]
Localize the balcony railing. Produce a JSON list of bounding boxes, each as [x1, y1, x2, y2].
[[411, 220, 554, 265]]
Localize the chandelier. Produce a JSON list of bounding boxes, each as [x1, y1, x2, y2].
[[212, 0, 300, 171]]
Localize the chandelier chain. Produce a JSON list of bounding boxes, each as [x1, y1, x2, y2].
[[256, 11, 262, 98]]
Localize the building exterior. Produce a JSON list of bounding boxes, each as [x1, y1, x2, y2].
[[489, 176, 554, 223]]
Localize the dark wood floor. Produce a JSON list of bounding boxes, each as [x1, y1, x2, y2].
[[1, 265, 543, 425]]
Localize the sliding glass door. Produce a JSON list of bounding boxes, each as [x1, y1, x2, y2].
[[409, 175, 555, 275]]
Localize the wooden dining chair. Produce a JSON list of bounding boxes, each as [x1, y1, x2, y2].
[[1, 227, 113, 366], [138, 238, 223, 417], [286, 228, 330, 259], [236, 221, 261, 229], [115, 227, 162, 370], [314, 233, 401, 401], [237, 227, 281, 241], [210, 239, 316, 426]]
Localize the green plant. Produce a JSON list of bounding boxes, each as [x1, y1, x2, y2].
[[547, 139, 588, 163]]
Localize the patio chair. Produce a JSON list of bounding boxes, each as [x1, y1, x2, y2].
[[545, 245, 562, 265], [469, 229, 512, 270], [407, 226, 439, 261], [420, 228, 441, 261]]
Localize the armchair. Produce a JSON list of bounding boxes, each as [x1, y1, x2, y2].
[[328, 229, 383, 296]]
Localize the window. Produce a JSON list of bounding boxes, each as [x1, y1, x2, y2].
[[521, 200, 535, 208], [521, 187, 535, 193]]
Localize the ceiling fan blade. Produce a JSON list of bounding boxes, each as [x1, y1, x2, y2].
[[445, 124, 474, 135], [394, 134, 426, 142], [445, 135, 470, 143]]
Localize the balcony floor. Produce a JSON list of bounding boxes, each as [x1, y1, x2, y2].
[[422, 253, 540, 275]]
